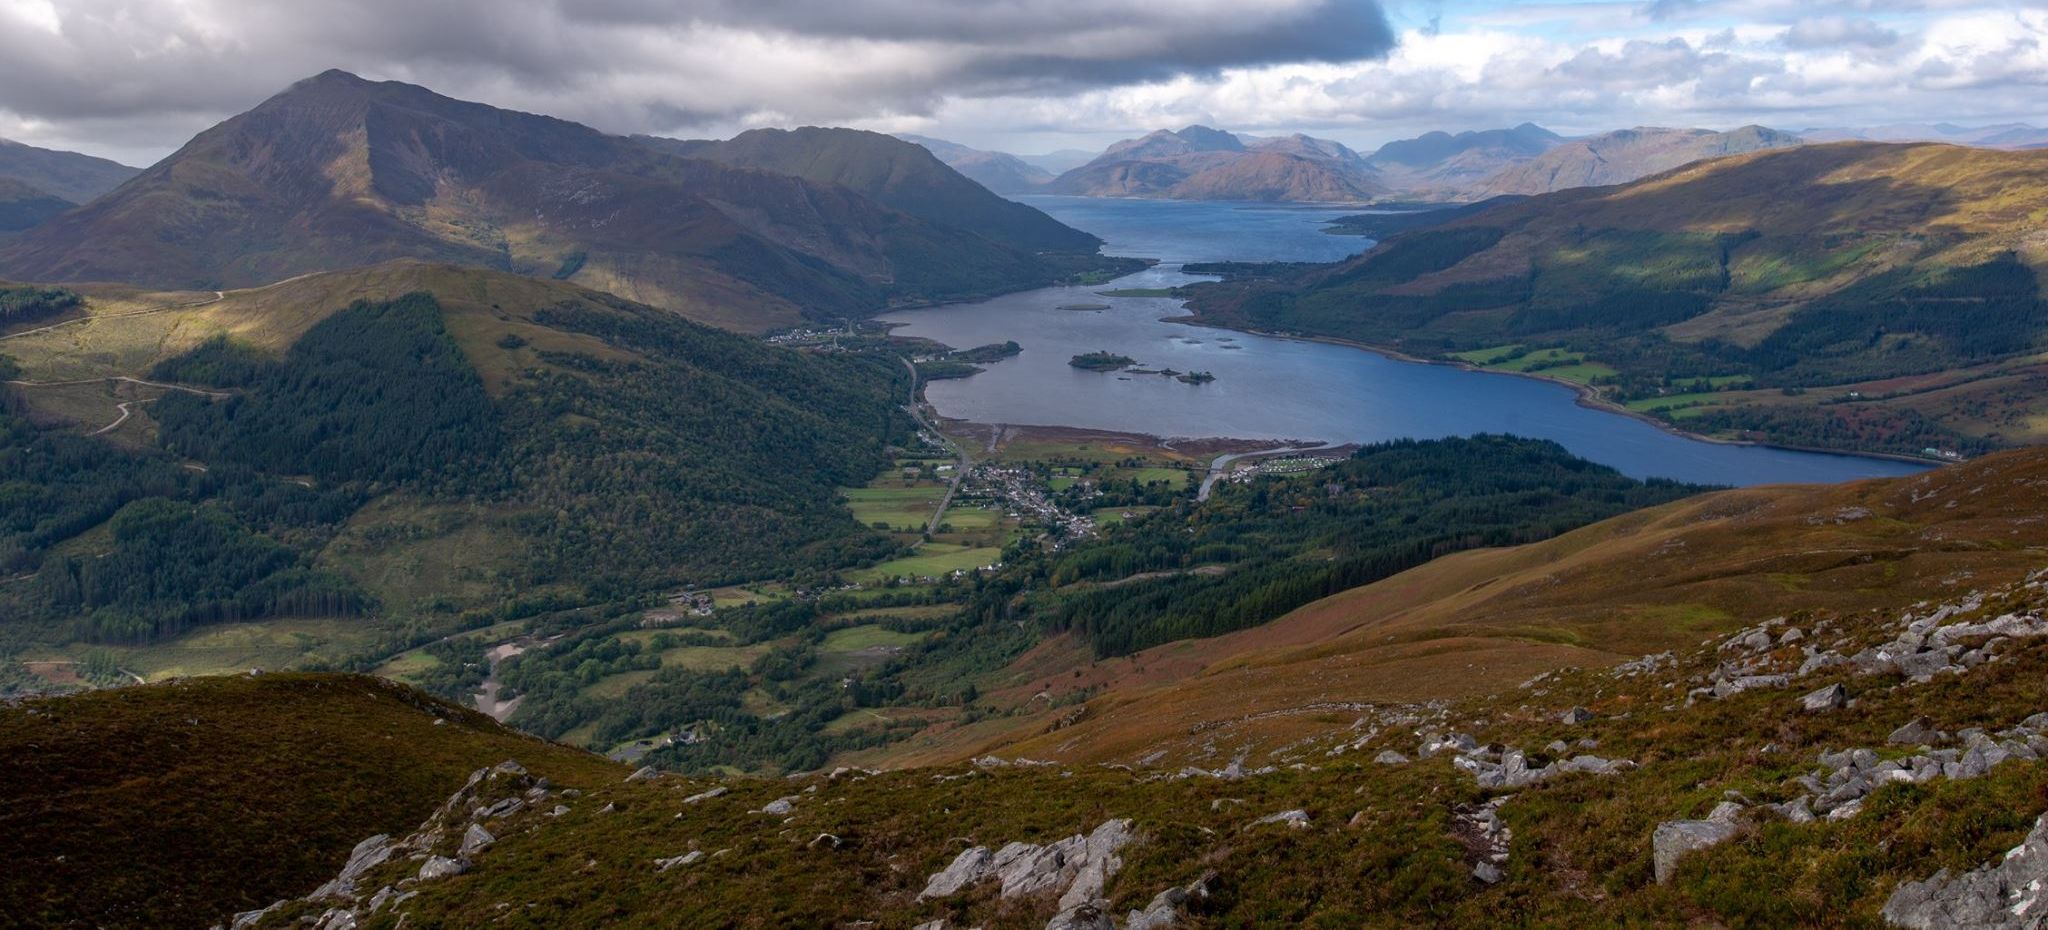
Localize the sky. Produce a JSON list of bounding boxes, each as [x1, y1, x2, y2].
[[1, 0, 2045, 166]]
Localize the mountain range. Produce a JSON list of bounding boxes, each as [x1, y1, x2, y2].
[[0, 137, 139, 204], [0, 71, 1120, 331]]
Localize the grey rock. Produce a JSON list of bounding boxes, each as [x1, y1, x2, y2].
[[1890, 717, 1939, 745], [311, 834, 393, 901], [417, 856, 469, 881], [1562, 707, 1595, 725], [460, 823, 494, 857], [1652, 820, 1739, 884], [1045, 904, 1116, 930], [759, 796, 798, 815], [654, 850, 704, 872], [1802, 684, 1848, 712], [625, 765, 659, 782], [1473, 861, 1505, 884], [1373, 750, 1410, 765], [1255, 809, 1312, 829], [683, 786, 728, 804], [1126, 878, 1207, 930], [920, 846, 993, 899], [1884, 812, 2048, 928]]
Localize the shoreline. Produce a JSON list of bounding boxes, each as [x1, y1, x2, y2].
[[1167, 314, 1942, 470]]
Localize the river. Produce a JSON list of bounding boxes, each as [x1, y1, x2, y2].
[[876, 196, 1927, 487]]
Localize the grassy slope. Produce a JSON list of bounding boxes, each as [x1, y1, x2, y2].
[[921, 446, 2048, 768], [0, 673, 619, 930]]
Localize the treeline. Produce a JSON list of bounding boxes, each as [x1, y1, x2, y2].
[[0, 286, 82, 327], [1024, 436, 1706, 657]]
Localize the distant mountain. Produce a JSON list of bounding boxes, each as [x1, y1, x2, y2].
[[1016, 148, 1098, 175], [1464, 125, 1804, 197], [0, 71, 1114, 328], [1800, 122, 2048, 149], [0, 178, 73, 233], [653, 128, 1089, 250], [1046, 125, 1383, 202], [896, 134, 1055, 195], [0, 138, 138, 204], [1362, 123, 1564, 195]]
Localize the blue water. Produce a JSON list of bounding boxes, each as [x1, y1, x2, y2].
[[880, 198, 1927, 487]]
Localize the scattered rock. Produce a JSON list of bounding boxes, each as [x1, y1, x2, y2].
[[1373, 750, 1410, 765], [1561, 707, 1594, 725], [459, 823, 494, 857], [1045, 903, 1116, 930], [758, 796, 798, 815], [683, 786, 728, 804], [1889, 717, 1939, 746], [654, 850, 704, 872]]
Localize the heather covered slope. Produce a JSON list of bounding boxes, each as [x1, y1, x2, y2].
[[0, 72, 1112, 327], [0, 673, 618, 930], [1185, 142, 2048, 456]]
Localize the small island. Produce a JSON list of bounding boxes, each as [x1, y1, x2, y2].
[[1177, 370, 1216, 384], [1059, 302, 1112, 311], [951, 341, 1022, 363], [1069, 351, 1136, 372]]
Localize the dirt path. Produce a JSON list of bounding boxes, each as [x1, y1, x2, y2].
[[91, 402, 134, 436], [473, 641, 531, 722]]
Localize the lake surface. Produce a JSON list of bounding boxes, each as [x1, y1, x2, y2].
[[879, 198, 1927, 487]]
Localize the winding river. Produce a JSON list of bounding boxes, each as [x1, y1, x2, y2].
[[878, 196, 1928, 487]]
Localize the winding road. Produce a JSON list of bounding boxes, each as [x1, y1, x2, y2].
[[900, 356, 973, 535]]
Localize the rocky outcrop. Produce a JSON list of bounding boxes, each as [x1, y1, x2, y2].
[[221, 760, 560, 930], [1652, 802, 1747, 884], [1884, 812, 2048, 928], [1421, 731, 1635, 790], [917, 819, 1138, 914]]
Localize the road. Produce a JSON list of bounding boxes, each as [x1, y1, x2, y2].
[[900, 356, 973, 536], [0, 270, 325, 344], [1198, 443, 1344, 501], [3, 375, 235, 436]]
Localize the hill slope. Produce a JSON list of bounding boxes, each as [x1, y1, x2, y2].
[[1185, 141, 2048, 456], [0, 138, 139, 204], [0, 672, 617, 930], [0, 178, 73, 233], [897, 134, 1056, 194], [0, 262, 912, 649], [1362, 123, 1565, 195], [0, 72, 1109, 328], [647, 127, 1095, 252]]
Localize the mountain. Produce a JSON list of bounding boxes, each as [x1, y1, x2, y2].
[[0, 177, 73, 233], [1464, 125, 1804, 197], [1801, 122, 2048, 149], [0, 137, 139, 204], [0, 71, 1115, 328], [896, 134, 1056, 194], [1361, 123, 1564, 195], [1184, 141, 2048, 457], [16, 448, 2048, 928], [646, 127, 1090, 250], [1046, 125, 1384, 202]]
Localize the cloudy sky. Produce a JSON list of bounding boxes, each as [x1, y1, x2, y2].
[[1, 0, 2045, 165]]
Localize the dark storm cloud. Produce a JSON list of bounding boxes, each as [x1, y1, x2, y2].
[[0, 0, 1394, 161]]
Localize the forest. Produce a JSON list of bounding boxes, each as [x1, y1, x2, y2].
[[1012, 436, 1705, 656]]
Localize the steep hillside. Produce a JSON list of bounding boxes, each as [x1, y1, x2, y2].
[[0, 72, 1110, 327], [0, 177, 72, 233], [0, 262, 911, 652], [649, 127, 1096, 252], [0, 137, 139, 204], [0, 672, 618, 930], [1185, 142, 2048, 456], [897, 134, 1057, 195], [1046, 126, 1383, 202], [968, 445, 2048, 766], [1465, 125, 1803, 197]]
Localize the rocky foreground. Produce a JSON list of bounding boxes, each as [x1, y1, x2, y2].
[[200, 569, 2048, 928]]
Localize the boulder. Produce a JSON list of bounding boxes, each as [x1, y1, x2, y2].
[[759, 796, 798, 815], [310, 834, 393, 901], [919, 846, 993, 899], [1373, 750, 1410, 765], [1045, 904, 1116, 930], [1802, 684, 1848, 712], [1652, 820, 1739, 884], [654, 850, 704, 872], [1884, 812, 2048, 928], [1889, 717, 1939, 745], [459, 823, 494, 857], [417, 856, 469, 881], [1255, 809, 1312, 829], [1562, 707, 1595, 725]]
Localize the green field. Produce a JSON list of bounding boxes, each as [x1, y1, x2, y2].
[[1452, 345, 1619, 385], [841, 485, 947, 531], [821, 625, 925, 652], [33, 618, 384, 682], [849, 543, 1004, 582]]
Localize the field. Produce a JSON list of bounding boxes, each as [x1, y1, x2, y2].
[[848, 542, 1004, 582], [1451, 344, 1619, 385], [23, 618, 383, 682]]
